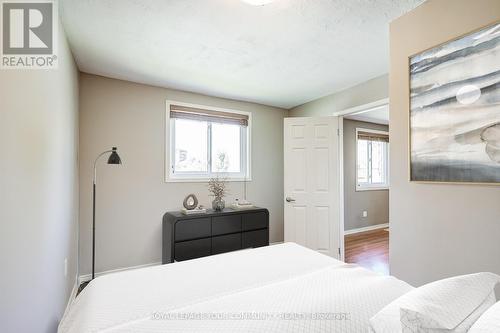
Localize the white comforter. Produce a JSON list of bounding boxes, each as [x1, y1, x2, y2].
[[59, 243, 412, 333]]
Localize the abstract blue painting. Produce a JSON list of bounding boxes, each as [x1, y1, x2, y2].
[[410, 22, 500, 183]]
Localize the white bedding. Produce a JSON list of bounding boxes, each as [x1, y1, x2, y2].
[[59, 243, 412, 333]]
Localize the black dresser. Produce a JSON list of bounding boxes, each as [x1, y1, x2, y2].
[[162, 208, 269, 264]]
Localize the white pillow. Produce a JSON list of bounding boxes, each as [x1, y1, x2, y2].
[[469, 301, 500, 333], [400, 292, 496, 332], [370, 272, 499, 333]]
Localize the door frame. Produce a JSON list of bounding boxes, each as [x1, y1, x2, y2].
[[332, 98, 389, 261]]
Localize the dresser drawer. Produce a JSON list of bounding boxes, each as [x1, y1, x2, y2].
[[163, 209, 269, 264], [242, 211, 268, 231], [175, 218, 211, 241], [174, 238, 211, 261], [242, 229, 268, 248], [212, 233, 242, 255], [212, 215, 241, 236]]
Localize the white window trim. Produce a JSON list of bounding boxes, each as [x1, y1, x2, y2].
[[355, 127, 389, 191], [165, 100, 252, 183]]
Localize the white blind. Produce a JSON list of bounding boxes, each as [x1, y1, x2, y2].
[[358, 131, 389, 142], [170, 104, 248, 126]]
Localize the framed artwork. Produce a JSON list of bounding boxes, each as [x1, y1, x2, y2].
[[409, 21, 500, 184]]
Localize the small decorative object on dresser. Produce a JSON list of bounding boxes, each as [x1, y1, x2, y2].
[[182, 194, 198, 210], [231, 199, 255, 210], [162, 208, 269, 263], [180, 207, 207, 215], [208, 176, 227, 211]]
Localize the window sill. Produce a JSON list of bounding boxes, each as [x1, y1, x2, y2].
[[165, 177, 252, 183], [355, 186, 389, 192]]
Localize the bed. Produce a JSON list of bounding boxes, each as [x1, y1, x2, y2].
[[59, 243, 413, 333]]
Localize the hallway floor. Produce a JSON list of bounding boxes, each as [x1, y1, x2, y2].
[[345, 228, 389, 275]]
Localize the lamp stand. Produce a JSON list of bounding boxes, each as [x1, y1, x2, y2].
[[77, 148, 121, 296], [92, 182, 96, 280]]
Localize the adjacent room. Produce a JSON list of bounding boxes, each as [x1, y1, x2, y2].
[[1, 0, 500, 333], [343, 103, 390, 275]]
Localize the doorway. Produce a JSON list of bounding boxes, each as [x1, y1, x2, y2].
[[283, 103, 389, 270], [336, 99, 390, 275]]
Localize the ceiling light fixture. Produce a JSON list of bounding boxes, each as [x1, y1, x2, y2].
[[241, 0, 275, 6]]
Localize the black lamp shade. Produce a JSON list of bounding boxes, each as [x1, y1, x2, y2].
[[107, 147, 122, 165]]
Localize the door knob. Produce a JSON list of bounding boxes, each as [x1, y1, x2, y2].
[[286, 197, 296, 202]]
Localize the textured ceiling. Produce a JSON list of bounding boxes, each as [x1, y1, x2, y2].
[[60, 0, 424, 108]]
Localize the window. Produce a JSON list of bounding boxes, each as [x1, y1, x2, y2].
[[167, 102, 250, 181], [356, 128, 389, 190]]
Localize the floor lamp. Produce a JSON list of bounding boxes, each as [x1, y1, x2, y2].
[[78, 147, 122, 294]]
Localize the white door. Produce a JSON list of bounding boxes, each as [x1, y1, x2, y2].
[[284, 116, 340, 259]]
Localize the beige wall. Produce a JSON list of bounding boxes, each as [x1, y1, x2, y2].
[[390, 0, 500, 286], [0, 24, 79, 332], [79, 74, 287, 275], [289, 74, 388, 117], [343, 119, 389, 231]]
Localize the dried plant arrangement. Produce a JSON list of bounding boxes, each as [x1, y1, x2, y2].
[[208, 175, 228, 210], [208, 176, 228, 200]]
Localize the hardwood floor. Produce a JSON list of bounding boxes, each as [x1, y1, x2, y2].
[[345, 228, 389, 275]]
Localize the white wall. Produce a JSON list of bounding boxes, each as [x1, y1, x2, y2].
[[289, 74, 388, 117], [78, 74, 287, 275], [0, 25, 79, 333], [390, 0, 500, 286]]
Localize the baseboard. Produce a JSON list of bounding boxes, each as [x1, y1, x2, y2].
[[270, 241, 284, 246], [344, 223, 389, 235], [78, 261, 162, 285]]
